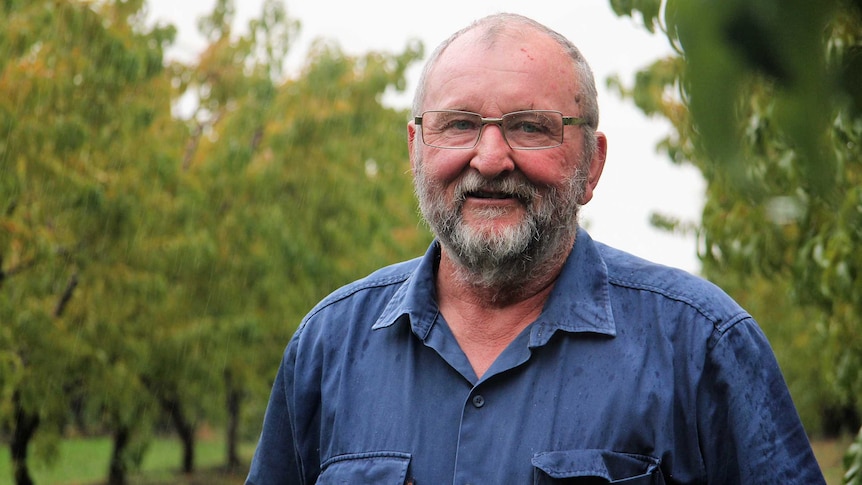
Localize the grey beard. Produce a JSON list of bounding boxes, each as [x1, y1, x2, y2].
[[415, 166, 586, 292]]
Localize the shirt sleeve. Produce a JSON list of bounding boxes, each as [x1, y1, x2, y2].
[[246, 343, 304, 485], [697, 316, 825, 484]]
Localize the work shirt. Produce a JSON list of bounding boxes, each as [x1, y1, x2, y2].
[[247, 228, 825, 484]]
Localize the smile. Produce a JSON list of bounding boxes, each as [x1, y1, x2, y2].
[[469, 190, 516, 200]]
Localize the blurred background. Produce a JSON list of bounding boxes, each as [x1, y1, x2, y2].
[[1, 0, 860, 483]]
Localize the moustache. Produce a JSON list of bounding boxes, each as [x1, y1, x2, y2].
[[453, 172, 539, 205]]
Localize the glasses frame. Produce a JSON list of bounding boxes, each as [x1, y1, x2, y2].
[[414, 109, 587, 150]]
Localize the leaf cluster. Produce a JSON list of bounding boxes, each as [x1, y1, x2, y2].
[[609, 0, 862, 444]]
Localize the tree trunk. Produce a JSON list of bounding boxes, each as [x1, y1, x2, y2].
[[11, 391, 39, 485], [225, 370, 242, 470], [166, 400, 196, 473], [141, 377, 197, 474], [108, 426, 130, 485]]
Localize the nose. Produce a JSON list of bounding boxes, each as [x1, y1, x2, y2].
[[470, 123, 515, 177]]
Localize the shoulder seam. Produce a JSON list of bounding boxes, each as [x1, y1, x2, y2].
[[607, 275, 749, 333], [303, 271, 413, 323], [290, 256, 423, 341]]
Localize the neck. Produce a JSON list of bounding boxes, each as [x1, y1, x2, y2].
[[435, 244, 570, 379]]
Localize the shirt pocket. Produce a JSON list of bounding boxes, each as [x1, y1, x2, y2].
[[318, 451, 412, 485], [532, 449, 665, 484]]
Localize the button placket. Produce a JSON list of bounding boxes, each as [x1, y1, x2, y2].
[[454, 388, 491, 485]]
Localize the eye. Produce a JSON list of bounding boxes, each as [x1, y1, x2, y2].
[[445, 117, 479, 131], [510, 119, 552, 134], [514, 120, 546, 133]]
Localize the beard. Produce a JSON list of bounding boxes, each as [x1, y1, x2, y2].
[[414, 159, 587, 292]]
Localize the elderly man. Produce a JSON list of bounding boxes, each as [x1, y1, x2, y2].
[[247, 13, 825, 484]]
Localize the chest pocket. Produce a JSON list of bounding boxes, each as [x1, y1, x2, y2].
[[532, 449, 665, 484], [318, 451, 412, 485]]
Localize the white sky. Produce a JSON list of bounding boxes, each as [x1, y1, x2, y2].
[[146, 0, 705, 273]]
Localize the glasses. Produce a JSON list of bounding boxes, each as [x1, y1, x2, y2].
[[415, 110, 586, 150]]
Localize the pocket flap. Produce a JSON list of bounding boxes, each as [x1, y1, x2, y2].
[[319, 451, 411, 484], [532, 449, 661, 483]]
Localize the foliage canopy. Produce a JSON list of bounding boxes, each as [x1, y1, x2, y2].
[[0, 0, 428, 482]]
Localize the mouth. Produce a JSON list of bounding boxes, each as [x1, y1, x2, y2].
[[454, 172, 537, 206], [467, 190, 517, 200]]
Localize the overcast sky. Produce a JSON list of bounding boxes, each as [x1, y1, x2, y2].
[[146, 0, 705, 273]]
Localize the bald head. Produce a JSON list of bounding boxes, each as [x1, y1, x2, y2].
[[412, 13, 599, 132]]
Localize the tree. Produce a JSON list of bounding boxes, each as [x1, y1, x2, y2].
[[1, 0, 182, 483], [607, 0, 862, 476]]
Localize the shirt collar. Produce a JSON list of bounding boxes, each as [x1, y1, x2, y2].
[[372, 228, 616, 344], [372, 242, 441, 340], [528, 227, 616, 346]]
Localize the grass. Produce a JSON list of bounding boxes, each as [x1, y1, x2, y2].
[[0, 435, 851, 484], [0, 432, 254, 485]]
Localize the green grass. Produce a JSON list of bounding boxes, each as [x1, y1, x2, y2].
[[0, 433, 255, 485], [0, 436, 850, 484]]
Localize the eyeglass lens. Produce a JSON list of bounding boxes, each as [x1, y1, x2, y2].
[[420, 110, 565, 149]]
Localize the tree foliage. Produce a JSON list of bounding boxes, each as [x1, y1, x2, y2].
[[1, 1, 180, 482], [609, 0, 862, 476], [0, 0, 428, 482]]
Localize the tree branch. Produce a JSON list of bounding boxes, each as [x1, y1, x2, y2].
[[53, 272, 79, 318]]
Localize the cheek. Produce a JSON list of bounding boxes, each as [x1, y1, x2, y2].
[[518, 151, 577, 187], [420, 150, 471, 183]]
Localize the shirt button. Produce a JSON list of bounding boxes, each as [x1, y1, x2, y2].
[[472, 395, 485, 408]]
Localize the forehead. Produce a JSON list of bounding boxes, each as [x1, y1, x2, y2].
[[423, 26, 578, 113]]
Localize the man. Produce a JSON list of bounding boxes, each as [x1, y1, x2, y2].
[[247, 13, 825, 484]]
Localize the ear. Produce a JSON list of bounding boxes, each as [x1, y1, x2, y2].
[[407, 120, 418, 174], [578, 131, 607, 205]]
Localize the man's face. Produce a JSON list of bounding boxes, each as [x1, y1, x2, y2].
[[408, 28, 602, 283]]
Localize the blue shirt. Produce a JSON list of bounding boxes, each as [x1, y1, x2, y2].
[[247, 229, 824, 484]]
